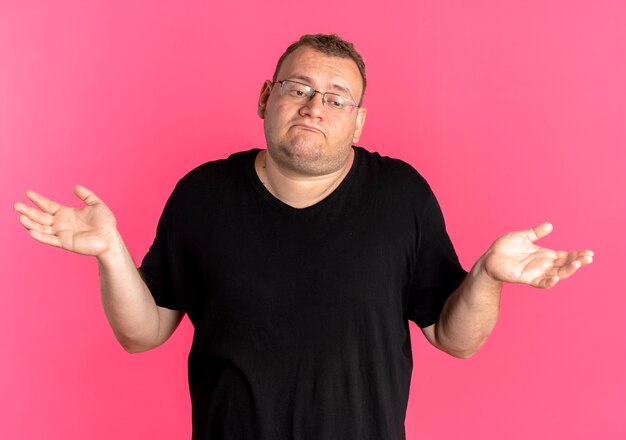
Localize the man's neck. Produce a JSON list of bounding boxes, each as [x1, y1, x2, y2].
[[254, 149, 355, 209]]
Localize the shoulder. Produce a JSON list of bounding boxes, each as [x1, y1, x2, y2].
[[354, 146, 432, 195], [158, 149, 258, 214], [173, 149, 259, 194]]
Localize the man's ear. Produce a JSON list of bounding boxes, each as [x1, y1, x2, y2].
[[257, 80, 273, 119], [352, 107, 367, 143]]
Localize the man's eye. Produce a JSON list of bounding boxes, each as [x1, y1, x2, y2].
[[287, 88, 308, 97], [327, 98, 345, 108]]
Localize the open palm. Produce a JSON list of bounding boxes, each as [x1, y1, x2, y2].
[[14, 185, 117, 258], [483, 223, 593, 289]]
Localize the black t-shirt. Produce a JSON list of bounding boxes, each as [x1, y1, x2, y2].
[[140, 147, 467, 440]]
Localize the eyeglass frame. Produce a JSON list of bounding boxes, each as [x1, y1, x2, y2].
[[270, 79, 361, 113]]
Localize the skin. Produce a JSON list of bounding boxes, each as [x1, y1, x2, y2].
[[14, 186, 184, 353], [13, 47, 594, 357], [255, 46, 367, 208], [424, 222, 593, 358], [259, 46, 366, 176]]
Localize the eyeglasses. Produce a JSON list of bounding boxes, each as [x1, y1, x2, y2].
[[271, 80, 360, 114]]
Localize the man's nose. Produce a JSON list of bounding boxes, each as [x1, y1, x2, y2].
[[301, 91, 325, 117]]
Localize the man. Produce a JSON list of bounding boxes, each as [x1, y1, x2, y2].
[[14, 34, 593, 439]]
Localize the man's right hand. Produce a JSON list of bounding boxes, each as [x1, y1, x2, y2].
[[14, 185, 118, 259], [14, 185, 183, 352]]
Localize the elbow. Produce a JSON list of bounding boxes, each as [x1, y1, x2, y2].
[[446, 347, 479, 359], [435, 333, 485, 359], [116, 334, 158, 354], [121, 343, 148, 354]]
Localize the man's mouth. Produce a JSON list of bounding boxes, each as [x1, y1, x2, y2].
[[291, 123, 324, 135]]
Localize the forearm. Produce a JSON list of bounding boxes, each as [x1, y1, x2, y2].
[[434, 255, 502, 358], [97, 231, 163, 353], [427, 222, 593, 358]]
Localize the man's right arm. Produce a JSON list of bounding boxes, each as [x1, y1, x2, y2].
[[98, 231, 183, 353], [14, 185, 183, 353]]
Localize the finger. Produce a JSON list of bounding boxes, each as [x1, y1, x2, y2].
[[538, 275, 560, 289], [73, 184, 101, 206], [532, 273, 559, 289], [29, 229, 62, 248], [579, 253, 594, 266], [573, 251, 594, 266], [13, 202, 54, 226], [552, 250, 594, 268], [577, 249, 594, 263], [542, 256, 592, 286], [19, 214, 54, 235], [527, 222, 553, 242], [25, 190, 62, 215], [557, 260, 583, 279], [557, 255, 596, 280]]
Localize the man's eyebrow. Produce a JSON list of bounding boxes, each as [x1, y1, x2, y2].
[[289, 75, 353, 96]]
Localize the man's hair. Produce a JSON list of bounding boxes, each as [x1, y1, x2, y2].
[[272, 34, 367, 104]]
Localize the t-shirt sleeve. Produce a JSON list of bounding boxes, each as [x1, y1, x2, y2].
[[406, 190, 467, 328], [139, 193, 184, 311]]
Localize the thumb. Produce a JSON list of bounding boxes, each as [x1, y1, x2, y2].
[[526, 222, 553, 242], [73, 184, 101, 206]]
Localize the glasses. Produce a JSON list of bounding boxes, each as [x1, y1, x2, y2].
[[272, 80, 360, 114]]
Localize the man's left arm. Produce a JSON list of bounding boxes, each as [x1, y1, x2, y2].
[[421, 222, 594, 359]]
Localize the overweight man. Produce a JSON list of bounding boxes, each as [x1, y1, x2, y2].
[[14, 34, 593, 440]]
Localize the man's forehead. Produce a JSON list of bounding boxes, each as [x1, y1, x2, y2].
[[277, 47, 362, 95]]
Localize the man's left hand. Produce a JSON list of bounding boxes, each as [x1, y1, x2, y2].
[[482, 222, 594, 289]]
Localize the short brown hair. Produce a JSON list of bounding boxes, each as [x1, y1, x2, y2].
[[272, 34, 367, 104]]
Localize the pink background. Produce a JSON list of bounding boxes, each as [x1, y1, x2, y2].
[[1, 1, 624, 438]]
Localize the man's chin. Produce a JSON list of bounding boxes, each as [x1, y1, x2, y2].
[[275, 138, 324, 159]]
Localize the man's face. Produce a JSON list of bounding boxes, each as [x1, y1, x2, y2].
[[258, 46, 367, 176]]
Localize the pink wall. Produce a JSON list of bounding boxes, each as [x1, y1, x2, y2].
[[2, 1, 624, 438]]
